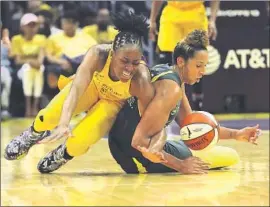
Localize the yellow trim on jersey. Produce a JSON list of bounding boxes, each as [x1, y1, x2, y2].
[[137, 70, 174, 117], [151, 71, 174, 82], [132, 158, 147, 173]]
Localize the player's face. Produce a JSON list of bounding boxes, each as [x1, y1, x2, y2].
[[111, 45, 142, 82], [184, 50, 208, 85]]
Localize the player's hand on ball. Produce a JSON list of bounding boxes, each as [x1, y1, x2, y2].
[[137, 146, 167, 163], [235, 124, 262, 145], [180, 156, 210, 174], [39, 124, 73, 144]]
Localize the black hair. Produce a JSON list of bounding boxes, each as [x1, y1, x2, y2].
[[173, 29, 209, 64], [111, 10, 148, 51], [61, 10, 78, 23], [35, 10, 53, 21]]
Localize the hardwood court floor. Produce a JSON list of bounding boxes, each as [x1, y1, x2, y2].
[[1, 118, 269, 206]]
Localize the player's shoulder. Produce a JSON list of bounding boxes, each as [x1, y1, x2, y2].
[[86, 44, 111, 69], [150, 64, 172, 75], [151, 64, 182, 96], [133, 62, 150, 82], [91, 44, 111, 57], [151, 63, 171, 71], [150, 64, 176, 80]]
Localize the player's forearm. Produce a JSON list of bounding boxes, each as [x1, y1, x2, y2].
[[59, 77, 89, 126], [147, 130, 167, 152], [219, 126, 239, 140], [133, 132, 187, 172], [131, 119, 164, 149], [176, 90, 192, 127], [131, 132, 151, 149], [131, 127, 166, 150], [209, 0, 220, 22], [161, 151, 186, 173], [150, 1, 164, 23], [59, 85, 80, 126]]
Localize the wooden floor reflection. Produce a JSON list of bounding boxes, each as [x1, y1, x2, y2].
[[1, 119, 269, 206]]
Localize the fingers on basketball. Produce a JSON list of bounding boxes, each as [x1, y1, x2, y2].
[[180, 111, 219, 151]]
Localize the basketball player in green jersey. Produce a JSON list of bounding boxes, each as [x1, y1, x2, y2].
[[108, 30, 262, 174]]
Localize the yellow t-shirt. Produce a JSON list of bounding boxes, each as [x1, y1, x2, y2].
[[92, 50, 132, 103], [11, 34, 46, 59], [162, 1, 206, 24], [82, 25, 118, 44], [158, 1, 208, 53], [167, 1, 204, 10], [46, 31, 97, 59]]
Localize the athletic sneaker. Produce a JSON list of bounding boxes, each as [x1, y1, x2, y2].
[[37, 144, 69, 173], [4, 126, 50, 160]]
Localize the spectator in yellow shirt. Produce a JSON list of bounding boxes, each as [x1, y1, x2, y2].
[[82, 8, 118, 44], [45, 10, 97, 93], [11, 13, 46, 117]]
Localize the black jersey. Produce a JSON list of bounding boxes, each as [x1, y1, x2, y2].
[[108, 64, 191, 173], [109, 64, 182, 156], [128, 64, 181, 127]]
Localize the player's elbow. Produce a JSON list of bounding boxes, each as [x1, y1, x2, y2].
[[131, 135, 147, 150], [131, 137, 140, 149]]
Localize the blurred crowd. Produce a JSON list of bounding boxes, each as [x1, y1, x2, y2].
[[1, 1, 269, 120], [1, 1, 151, 119]]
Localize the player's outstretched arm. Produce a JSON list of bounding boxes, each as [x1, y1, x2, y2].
[[219, 125, 261, 145], [137, 129, 209, 174], [175, 85, 262, 145], [39, 45, 101, 143]]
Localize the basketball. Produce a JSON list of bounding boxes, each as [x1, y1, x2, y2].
[[180, 111, 220, 151]]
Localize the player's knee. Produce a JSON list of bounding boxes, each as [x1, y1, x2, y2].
[[34, 109, 58, 131], [66, 139, 90, 157]]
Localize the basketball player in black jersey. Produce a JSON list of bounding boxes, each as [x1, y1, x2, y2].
[[108, 30, 261, 174]]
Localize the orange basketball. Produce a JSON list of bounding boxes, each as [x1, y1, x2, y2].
[[180, 111, 220, 151]]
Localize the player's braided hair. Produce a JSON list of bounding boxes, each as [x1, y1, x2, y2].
[[173, 29, 209, 64], [111, 10, 148, 51]]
